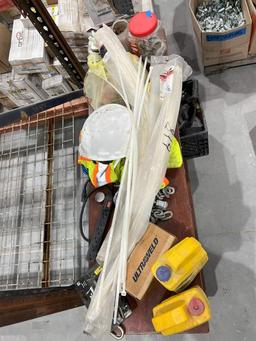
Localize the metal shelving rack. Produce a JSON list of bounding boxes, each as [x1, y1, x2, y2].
[[0, 1, 89, 294], [12, 0, 85, 88]]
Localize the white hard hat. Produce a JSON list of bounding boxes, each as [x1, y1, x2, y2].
[[79, 104, 131, 161]]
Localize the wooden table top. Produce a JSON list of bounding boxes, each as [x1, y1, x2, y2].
[[88, 163, 209, 335], [0, 162, 209, 335]]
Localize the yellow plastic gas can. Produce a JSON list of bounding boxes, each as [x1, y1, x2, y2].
[[151, 237, 208, 292], [152, 286, 211, 336]]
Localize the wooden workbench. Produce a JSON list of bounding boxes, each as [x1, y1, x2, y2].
[[88, 163, 209, 335], [0, 162, 209, 334], [126, 165, 209, 334]]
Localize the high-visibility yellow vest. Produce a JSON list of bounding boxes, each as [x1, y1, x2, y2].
[[78, 137, 183, 188], [78, 156, 124, 188], [168, 137, 183, 169]]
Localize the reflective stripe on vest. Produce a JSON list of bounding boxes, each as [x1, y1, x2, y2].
[[78, 157, 118, 188]]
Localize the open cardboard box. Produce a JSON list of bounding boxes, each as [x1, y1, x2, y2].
[[189, 0, 252, 66]]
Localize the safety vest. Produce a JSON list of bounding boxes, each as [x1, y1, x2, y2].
[[78, 137, 183, 188], [168, 137, 183, 169], [78, 157, 124, 188]]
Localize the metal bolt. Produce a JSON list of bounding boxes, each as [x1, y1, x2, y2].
[[196, 0, 245, 32], [154, 199, 168, 210]]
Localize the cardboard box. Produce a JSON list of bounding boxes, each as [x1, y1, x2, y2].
[[46, 0, 58, 4], [12, 53, 52, 75], [84, 0, 115, 26], [189, 0, 252, 66], [42, 74, 72, 97], [53, 58, 70, 78], [0, 90, 16, 109], [0, 23, 11, 74], [247, 0, 256, 54], [47, 4, 59, 25], [9, 19, 48, 66], [0, 72, 48, 107], [58, 0, 81, 33], [132, 0, 154, 12], [126, 223, 176, 300]]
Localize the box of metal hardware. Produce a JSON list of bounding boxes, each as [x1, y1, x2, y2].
[[247, 0, 256, 54], [189, 0, 252, 66], [126, 223, 176, 300]]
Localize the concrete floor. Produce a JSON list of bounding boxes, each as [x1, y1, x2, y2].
[[1, 0, 256, 340]]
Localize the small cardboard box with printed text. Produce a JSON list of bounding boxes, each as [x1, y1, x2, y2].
[[126, 223, 176, 300], [189, 0, 252, 66]]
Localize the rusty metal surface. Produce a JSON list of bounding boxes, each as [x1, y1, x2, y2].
[[0, 98, 89, 291], [0, 90, 84, 128]]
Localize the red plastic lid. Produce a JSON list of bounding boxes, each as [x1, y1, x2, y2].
[[188, 298, 205, 316], [129, 11, 158, 38]]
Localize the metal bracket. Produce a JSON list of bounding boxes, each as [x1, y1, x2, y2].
[[0, 89, 84, 127], [12, 0, 86, 88]]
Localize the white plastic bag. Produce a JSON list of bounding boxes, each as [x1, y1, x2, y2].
[[151, 54, 193, 81], [84, 72, 124, 110]]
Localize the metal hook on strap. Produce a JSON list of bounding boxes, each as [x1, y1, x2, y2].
[[110, 325, 125, 340]]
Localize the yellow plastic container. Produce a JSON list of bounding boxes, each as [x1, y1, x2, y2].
[[152, 286, 211, 336], [151, 237, 208, 292]]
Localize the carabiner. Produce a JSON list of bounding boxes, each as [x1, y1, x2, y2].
[[162, 186, 175, 198], [110, 325, 125, 340]]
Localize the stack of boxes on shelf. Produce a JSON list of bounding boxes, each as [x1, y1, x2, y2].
[[0, 21, 12, 109], [54, 0, 91, 90], [0, 0, 90, 110], [0, 0, 161, 110]]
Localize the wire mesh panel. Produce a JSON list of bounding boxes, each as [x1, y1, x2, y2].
[[0, 100, 88, 290]]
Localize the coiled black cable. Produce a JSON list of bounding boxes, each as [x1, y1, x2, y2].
[[79, 180, 99, 243]]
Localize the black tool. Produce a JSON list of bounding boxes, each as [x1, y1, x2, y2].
[[178, 80, 203, 136], [87, 189, 113, 262], [75, 264, 101, 308], [79, 181, 113, 262]]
